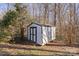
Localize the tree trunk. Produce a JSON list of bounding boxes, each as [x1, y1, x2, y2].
[[20, 22, 25, 41]]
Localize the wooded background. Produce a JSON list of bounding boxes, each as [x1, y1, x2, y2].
[[0, 3, 79, 45]]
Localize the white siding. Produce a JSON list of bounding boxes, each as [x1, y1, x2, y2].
[[27, 23, 56, 45], [27, 27, 30, 40], [51, 27, 56, 40], [42, 27, 49, 45], [27, 24, 43, 45], [42, 26, 56, 45]]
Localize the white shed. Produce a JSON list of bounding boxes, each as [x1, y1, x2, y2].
[[27, 22, 56, 45]]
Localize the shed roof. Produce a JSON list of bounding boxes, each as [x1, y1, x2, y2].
[[27, 22, 53, 27]]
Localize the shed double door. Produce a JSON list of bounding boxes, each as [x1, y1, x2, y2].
[[30, 27, 37, 43]]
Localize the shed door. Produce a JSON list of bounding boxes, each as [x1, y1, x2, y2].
[[30, 27, 37, 43]]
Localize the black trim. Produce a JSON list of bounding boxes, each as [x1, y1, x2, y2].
[[27, 22, 52, 28], [27, 27, 28, 40], [41, 25, 43, 44], [30, 27, 31, 41], [35, 27, 37, 43], [30, 27, 37, 43]]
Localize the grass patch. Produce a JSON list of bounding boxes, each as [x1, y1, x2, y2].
[[56, 34, 64, 41], [0, 31, 12, 43]]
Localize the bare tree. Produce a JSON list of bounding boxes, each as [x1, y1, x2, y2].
[[43, 4, 49, 24]]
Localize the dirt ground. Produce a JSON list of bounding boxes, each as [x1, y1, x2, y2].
[[0, 41, 79, 56]]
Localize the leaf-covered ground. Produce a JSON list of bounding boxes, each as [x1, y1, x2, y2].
[[0, 41, 79, 56]]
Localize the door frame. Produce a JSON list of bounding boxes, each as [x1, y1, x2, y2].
[[30, 27, 37, 43]]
